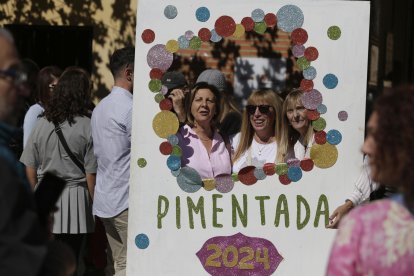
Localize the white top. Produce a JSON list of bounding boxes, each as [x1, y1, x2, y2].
[[231, 132, 278, 173], [23, 103, 44, 148], [347, 156, 378, 205], [285, 136, 313, 161], [91, 86, 132, 218]]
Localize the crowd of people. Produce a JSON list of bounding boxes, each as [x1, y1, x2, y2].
[[1, 25, 414, 276]]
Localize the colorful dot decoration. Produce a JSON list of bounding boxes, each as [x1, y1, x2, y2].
[[195, 7, 210, 22], [164, 5, 178, 19], [145, 4, 343, 190], [327, 25, 341, 40], [137, 158, 147, 168], [135, 234, 150, 249]]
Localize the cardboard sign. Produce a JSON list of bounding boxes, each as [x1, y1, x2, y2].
[[129, 1, 370, 274]]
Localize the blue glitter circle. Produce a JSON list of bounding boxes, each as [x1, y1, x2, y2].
[[326, 129, 342, 145], [167, 155, 181, 171], [167, 134, 179, 145], [253, 167, 267, 180], [177, 167, 202, 193], [317, 104, 327, 114], [303, 66, 317, 80], [195, 7, 210, 22], [210, 29, 222, 43], [277, 5, 304, 33], [135, 234, 149, 249], [178, 35, 189, 49], [323, 73, 339, 89], [171, 168, 181, 177], [288, 167, 302, 182], [164, 5, 178, 19], [251, 9, 265, 22]]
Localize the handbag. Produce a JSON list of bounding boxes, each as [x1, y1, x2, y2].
[[53, 122, 85, 174]]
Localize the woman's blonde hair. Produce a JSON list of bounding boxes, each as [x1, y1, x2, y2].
[[233, 89, 284, 163], [279, 89, 314, 161]]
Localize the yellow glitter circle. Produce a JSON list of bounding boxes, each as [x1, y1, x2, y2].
[[232, 24, 245, 38], [203, 178, 216, 191], [310, 143, 338, 169], [152, 111, 179, 138], [165, 39, 179, 53]]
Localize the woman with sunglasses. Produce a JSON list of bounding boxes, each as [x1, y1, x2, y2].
[[232, 90, 284, 172], [177, 82, 232, 179], [279, 89, 314, 161]]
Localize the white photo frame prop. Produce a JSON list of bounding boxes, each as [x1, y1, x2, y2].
[[129, 1, 370, 275]]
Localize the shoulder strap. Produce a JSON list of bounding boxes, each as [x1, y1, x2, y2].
[[53, 122, 85, 174]]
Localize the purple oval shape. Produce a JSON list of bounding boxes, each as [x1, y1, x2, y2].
[[196, 232, 283, 275]]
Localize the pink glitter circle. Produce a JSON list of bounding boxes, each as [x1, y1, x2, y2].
[[292, 45, 305, 57], [338, 111, 348, 121], [301, 89, 323, 110], [147, 44, 173, 71], [215, 175, 234, 193]]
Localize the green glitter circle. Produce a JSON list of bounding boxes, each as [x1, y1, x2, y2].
[[148, 79, 162, 92], [254, 22, 267, 34], [154, 93, 164, 103], [189, 36, 202, 50], [137, 158, 147, 168], [231, 173, 239, 182], [275, 163, 288, 175], [171, 145, 182, 156], [327, 26, 341, 40], [312, 117, 327, 131], [296, 57, 310, 70]]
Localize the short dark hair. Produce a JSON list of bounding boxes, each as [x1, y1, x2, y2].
[[36, 66, 62, 106], [109, 46, 135, 77]]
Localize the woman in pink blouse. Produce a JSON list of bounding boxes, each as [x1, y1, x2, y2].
[[177, 82, 232, 179], [326, 85, 414, 275]]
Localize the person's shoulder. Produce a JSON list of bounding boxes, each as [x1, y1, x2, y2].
[[348, 199, 396, 221]]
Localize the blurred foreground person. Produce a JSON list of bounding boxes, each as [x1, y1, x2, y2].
[[326, 85, 414, 275]]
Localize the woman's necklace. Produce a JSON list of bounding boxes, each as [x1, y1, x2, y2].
[[254, 135, 274, 156]]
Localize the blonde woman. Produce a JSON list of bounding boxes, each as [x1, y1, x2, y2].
[[231, 90, 284, 172], [279, 89, 314, 161]]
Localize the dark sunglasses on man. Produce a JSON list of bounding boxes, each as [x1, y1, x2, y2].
[[246, 104, 272, 115], [0, 65, 28, 87]]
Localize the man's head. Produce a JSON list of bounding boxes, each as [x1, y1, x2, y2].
[[109, 46, 135, 93], [0, 28, 29, 125]]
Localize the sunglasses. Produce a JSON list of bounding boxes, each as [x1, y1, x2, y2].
[[246, 105, 272, 115], [0, 67, 28, 86]]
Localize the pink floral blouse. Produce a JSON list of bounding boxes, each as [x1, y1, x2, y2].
[[327, 199, 414, 276]]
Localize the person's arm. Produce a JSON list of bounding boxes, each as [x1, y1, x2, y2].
[[86, 173, 96, 200], [25, 166, 37, 190], [168, 88, 186, 123], [326, 200, 353, 229]]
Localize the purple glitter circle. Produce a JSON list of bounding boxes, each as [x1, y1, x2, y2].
[[147, 44, 173, 71], [161, 85, 168, 95], [287, 158, 301, 167], [185, 30, 194, 40], [215, 175, 234, 193], [338, 111, 348, 121], [292, 45, 305, 57], [301, 89, 323, 110]]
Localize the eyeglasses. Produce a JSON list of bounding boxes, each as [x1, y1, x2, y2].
[[246, 105, 272, 115], [0, 67, 28, 86]]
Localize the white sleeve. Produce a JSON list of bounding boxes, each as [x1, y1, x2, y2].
[[347, 156, 376, 205]]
